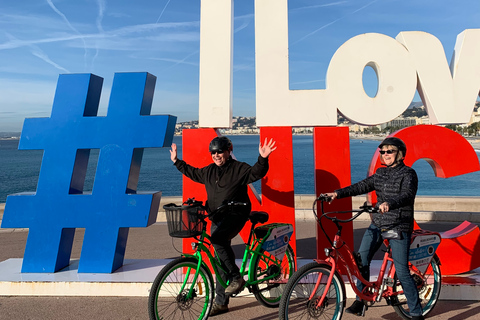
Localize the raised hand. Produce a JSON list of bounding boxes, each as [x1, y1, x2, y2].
[[259, 138, 277, 158], [170, 143, 178, 163]]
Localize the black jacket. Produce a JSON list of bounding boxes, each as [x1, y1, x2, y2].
[[174, 155, 269, 220], [335, 162, 418, 233]]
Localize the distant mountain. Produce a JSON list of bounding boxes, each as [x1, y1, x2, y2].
[[408, 101, 424, 109]]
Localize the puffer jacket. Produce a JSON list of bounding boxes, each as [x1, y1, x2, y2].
[[335, 162, 418, 233], [174, 155, 269, 220]]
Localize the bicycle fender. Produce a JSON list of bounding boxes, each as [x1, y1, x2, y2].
[[182, 253, 194, 258], [313, 258, 334, 267]]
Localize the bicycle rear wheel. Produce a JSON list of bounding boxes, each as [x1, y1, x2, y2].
[[279, 262, 346, 320], [251, 244, 296, 308], [148, 257, 214, 320], [391, 254, 441, 320]]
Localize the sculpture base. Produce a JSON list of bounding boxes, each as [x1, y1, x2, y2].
[[0, 258, 478, 300]]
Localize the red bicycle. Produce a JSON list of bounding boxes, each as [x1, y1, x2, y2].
[[279, 195, 442, 320]]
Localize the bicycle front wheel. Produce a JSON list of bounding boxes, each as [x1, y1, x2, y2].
[[148, 257, 214, 320], [279, 262, 346, 320], [391, 254, 441, 320], [251, 244, 296, 308]]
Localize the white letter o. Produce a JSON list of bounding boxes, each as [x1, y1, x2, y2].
[[327, 33, 417, 125]]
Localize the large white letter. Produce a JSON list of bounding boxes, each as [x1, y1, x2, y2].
[[327, 33, 417, 126], [198, 0, 233, 128], [255, 0, 335, 127], [397, 30, 480, 124]]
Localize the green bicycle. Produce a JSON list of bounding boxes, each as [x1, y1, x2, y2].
[[148, 198, 296, 320]]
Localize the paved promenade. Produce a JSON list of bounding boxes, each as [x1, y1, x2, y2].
[[1, 296, 479, 319], [0, 219, 479, 319], [0, 196, 479, 319]]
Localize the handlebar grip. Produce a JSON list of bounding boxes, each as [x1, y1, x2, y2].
[[228, 201, 247, 206], [183, 198, 204, 207], [316, 194, 332, 202], [213, 201, 248, 214], [369, 207, 379, 213], [359, 204, 378, 213]]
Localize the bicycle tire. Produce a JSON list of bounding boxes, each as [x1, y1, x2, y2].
[[148, 257, 214, 320], [391, 254, 441, 320], [251, 244, 296, 308], [279, 262, 346, 320]]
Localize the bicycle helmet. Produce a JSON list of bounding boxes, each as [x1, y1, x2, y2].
[[378, 137, 407, 157], [209, 136, 233, 153]]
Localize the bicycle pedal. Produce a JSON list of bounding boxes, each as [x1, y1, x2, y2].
[[361, 306, 367, 317], [346, 302, 367, 317], [228, 288, 244, 298], [356, 305, 367, 317]]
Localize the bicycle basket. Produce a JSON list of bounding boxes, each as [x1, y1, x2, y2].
[[163, 203, 205, 238]]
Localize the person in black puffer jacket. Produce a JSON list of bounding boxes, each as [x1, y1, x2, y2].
[[326, 137, 424, 320], [170, 135, 277, 317]]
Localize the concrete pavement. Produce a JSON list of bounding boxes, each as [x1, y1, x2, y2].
[[0, 219, 479, 318], [1, 296, 480, 320], [1, 195, 480, 318]]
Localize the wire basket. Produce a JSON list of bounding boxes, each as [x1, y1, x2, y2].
[[163, 203, 205, 238]]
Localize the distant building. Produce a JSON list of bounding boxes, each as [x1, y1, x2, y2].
[[292, 127, 313, 134], [344, 123, 381, 133], [380, 116, 418, 130], [468, 109, 480, 125], [418, 116, 430, 125]]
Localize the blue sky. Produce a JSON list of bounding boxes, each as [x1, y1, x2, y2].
[[0, 0, 478, 132]]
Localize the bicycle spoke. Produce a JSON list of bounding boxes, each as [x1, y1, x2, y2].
[[279, 262, 345, 320], [148, 258, 214, 320], [252, 245, 296, 308]]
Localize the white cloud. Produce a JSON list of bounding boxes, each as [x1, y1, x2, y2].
[[291, 1, 349, 12], [0, 22, 200, 52]]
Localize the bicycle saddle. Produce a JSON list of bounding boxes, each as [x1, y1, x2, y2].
[[249, 211, 269, 224]]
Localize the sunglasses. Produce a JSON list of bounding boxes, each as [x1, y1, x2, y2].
[[379, 149, 398, 155], [211, 150, 225, 155]]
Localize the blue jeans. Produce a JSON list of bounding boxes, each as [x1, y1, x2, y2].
[[356, 224, 422, 317]]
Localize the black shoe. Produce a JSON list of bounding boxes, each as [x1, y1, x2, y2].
[[345, 300, 366, 316], [411, 316, 424, 320], [209, 303, 229, 316], [225, 277, 246, 296]]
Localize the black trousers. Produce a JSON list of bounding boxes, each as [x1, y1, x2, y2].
[[210, 214, 248, 305]]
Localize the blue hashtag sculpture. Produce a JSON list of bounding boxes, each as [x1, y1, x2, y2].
[[2, 72, 176, 273]]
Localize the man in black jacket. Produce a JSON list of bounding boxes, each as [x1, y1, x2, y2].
[[326, 137, 424, 320], [170, 136, 277, 316]]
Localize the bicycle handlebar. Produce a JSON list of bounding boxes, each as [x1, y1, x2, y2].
[[314, 194, 378, 246], [316, 194, 378, 218], [183, 198, 248, 219], [183, 197, 204, 207], [215, 200, 248, 210], [316, 194, 333, 203]]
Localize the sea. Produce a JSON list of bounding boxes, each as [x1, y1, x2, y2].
[[1, 135, 479, 203]]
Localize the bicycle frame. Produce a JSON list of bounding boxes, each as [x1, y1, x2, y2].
[[313, 233, 399, 307], [277, 197, 442, 320], [180, 221, 291, 296], [312, 203, 438, 310]]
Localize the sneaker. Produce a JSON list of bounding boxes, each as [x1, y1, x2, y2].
[[345, 300, 366, 316], [225, 277, 246, 296], [209, 303, 229, 316]]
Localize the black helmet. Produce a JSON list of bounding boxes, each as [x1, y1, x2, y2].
[[209, 136, 233, 153], [378, 137, 407, 157]]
